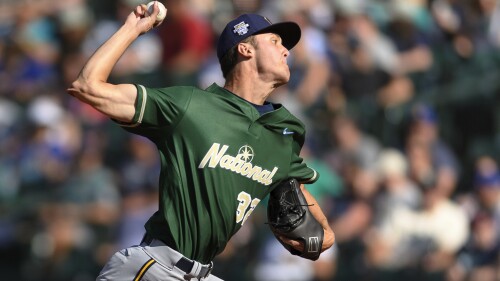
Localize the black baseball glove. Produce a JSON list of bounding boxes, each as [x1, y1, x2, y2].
[[267, 178, 324, 260]]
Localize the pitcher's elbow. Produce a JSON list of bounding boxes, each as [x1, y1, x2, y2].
[[70, 77, 89, 94], [68, 77, 99, 100]]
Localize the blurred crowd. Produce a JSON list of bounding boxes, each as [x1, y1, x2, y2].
[[0, 0, 499, 280]]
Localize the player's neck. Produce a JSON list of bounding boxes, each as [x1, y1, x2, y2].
[[224, 70, 275, 105]]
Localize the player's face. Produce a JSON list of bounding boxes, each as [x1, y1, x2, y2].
[[253, 33, 290, 86]]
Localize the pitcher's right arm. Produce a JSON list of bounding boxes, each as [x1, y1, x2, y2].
[[67, 2, 163, 123]]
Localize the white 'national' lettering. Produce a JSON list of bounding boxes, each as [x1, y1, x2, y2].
[[198, 143, 278, 186], [199, 143, 228, 168]]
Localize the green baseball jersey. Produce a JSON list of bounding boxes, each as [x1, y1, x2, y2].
[[120, 83, 318, 263]]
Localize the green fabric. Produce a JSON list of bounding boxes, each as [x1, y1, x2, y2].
[[120, 83, 318, 263]]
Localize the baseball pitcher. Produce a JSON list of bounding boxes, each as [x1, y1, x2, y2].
[[68, 2, 335, 280]]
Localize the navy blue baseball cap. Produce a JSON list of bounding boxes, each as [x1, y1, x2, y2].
[[217, 14, 301, 61]]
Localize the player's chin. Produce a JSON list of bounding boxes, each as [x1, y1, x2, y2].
[[274, 72, 290, 87], [274, 77, 289, 88]]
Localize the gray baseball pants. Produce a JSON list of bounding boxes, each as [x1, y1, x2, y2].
[[96, 238, 223, 281]]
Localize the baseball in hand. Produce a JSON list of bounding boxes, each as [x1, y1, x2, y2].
[[147, 1, 167, 23]]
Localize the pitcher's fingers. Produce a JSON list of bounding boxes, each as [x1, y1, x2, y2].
[[278, 235, 304, 251], [134, 5, 147, 17], [148, 1, 160, 18]]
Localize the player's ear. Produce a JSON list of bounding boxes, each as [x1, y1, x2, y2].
[[237, 42, 254, 59]]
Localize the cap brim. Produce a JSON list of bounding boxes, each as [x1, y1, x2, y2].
[[254, 22, 301, 50]]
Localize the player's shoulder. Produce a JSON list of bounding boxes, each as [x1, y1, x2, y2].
[[160, 85, 198, 94], [140, 85, 197, 96], [275, 105, 306, 129], [262, 104, 308, 143], [145, 85, 211, 101], [166, 84, 216, 97], [276, 105, 301, 121]]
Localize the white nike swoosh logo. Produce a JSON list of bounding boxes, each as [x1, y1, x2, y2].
[[283, 128, 294, 135]]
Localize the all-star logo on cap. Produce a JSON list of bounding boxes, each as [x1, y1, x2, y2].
[[233, 21, 250, 35]]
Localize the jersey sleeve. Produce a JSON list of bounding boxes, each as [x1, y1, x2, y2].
[[275, 107, 319, 184], [288, 139, 319, 184], [117, 84, 193, 137], [285, 128, 319, 184]]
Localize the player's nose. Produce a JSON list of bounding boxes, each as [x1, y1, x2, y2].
[[283, 47, 289, 58]]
